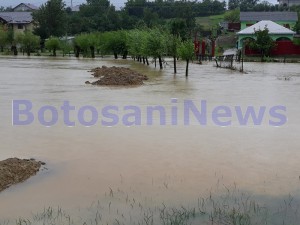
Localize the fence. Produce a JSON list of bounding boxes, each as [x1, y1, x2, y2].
[[245, 41, 300, 56]]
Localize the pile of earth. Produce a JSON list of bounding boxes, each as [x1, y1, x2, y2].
[[86, 66, 148, 86], [0, 158, 45, 192]]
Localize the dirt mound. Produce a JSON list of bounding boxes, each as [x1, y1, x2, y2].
[[86, 66, 148, 86], [0, 158, 45, 192]]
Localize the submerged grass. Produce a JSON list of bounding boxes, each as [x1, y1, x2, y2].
[[2, 184, 300, 225]]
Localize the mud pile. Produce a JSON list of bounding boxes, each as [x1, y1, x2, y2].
[[86, 66, 148, 86], [0, 158, 45, 192]]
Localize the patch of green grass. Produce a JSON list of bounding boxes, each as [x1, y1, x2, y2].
[[196, 14, 225, 30]]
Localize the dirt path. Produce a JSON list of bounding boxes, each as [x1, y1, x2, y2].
[[0, 158, 45, 192]]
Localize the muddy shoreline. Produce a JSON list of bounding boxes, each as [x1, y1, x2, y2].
[[0, 158, 45, 192]]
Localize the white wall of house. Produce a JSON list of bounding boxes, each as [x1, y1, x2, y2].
[[12, 23, 34, 34]]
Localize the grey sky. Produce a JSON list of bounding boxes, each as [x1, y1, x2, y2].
[[0, 0, 279, 9]]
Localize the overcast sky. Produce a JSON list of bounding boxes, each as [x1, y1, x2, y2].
[[0, 0, 279, 10]]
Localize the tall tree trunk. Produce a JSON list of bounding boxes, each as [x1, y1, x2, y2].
[[12, 46, 18, 55], [122, 50, 128, 59], [154, 58, 156, 68], [158, 56, 163, 70], [114, 52, 118, 59], [53, 48, 56, 57], [142, 57, 145, 64], [90, 46, 95, 58], [185, 59, 189, 77], [75, 46, 80, 58], [173, 55, 177, 74], [146, 57, 149, 65]]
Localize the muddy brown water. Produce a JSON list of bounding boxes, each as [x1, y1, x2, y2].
[[0, 56, 300, 220]]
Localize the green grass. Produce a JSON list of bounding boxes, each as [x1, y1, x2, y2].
[[196, 14, 225, 30]]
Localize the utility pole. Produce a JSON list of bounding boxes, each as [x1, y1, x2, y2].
[[71, 0, 73, 8]]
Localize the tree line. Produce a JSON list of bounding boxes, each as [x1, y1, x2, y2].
[[0, 27, 196, 76], [31, 0, 226, 39]]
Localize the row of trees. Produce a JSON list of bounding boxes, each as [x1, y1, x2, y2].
[[227, 0, 292, 11], [30, 0, 300, 40], [0, 27, 196, 76], [70, 29, 194, 76], [0, 28, 40, 56], [29, 0, 226, 39]]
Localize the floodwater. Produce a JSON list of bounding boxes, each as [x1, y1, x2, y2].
[[0, 56, 300, 222]]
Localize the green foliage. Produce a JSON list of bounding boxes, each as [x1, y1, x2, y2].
[[127, 29, 148, 58], [145, 28, 167, 59], [178, 40, 195, 77], [45, 36, 60, 56], [0, 6, 13, 12], [249, 28, 276, 62], [178, 40, 195, 61], [168, 18, 189, 40], [74, 33, 91, 57], [166, 34, 181, 57], [195, 14, 224, 35], [6, 27, 14, 45], [32, 0, 67, 39], [101, 31, 128, 59], [59, 38, 73, 56], [74, 32, 100, 58], [224, 9, 240, 23], [228, 0, 276, 11], [69, 0, 120, 34], [0, 26, 7, 51], [145, 28, 168, 69], [16, 31, 40, 56], [64, 0, 226, 34], [294, 12, 300, 34], [293, 37, 300, 46], [228, 0, 240, 10]]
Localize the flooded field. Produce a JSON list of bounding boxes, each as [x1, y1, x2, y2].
[[0, 56, 300, 224]]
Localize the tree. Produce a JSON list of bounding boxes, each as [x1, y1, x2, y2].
[[249, 27, 276, 62], [228, 0, 240, 10], [166, 30, 181, 74], [145, 28, 167, 69], [168, 18, 188, 40], [45, 36, 60, 56], [178, 40, 195, 77], [0, 26, 7, 52], [240, 0, 259, 11], [0, 6, 13, 12], [74, 33, 90, 57], [75, 0, 120, 33], [16, 31, 40, 56], [127, 29, 149, 63], [294, 12, 300, 34], [32, 0, 67, 39], [60, 38, 73, 57], [102, 31, 128, 59], [224, 9, 240, 23], [0, 26, 18, 55]]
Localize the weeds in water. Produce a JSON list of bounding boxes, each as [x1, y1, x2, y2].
[[1, 185, 300, 225], [159, 205, 195, 225]]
